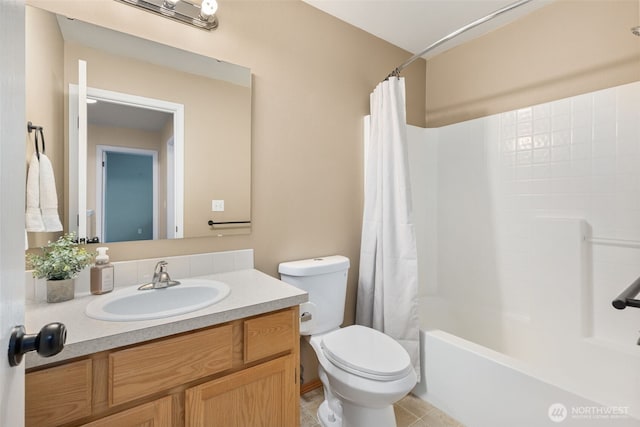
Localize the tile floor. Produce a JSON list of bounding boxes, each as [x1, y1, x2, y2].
[[300, 388, 464, 427]]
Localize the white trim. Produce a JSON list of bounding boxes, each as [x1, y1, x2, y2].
[[69, 84, 184, 241], [78, 60, 88, 241], [68, 84, 79, 236], [166, 136, 176, 239], [173, 107, 184, 238], [96, 145, 159, 242]]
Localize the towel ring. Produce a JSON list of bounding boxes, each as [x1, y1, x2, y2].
[[27, 122, 45, 160]]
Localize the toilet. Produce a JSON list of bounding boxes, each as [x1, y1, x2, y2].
[[279, 256, 417, 427]]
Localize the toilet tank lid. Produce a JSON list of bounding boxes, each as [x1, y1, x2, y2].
[[278, 255, 350, 276]]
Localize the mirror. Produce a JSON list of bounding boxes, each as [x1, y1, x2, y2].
[[26, 5, 252, 244]]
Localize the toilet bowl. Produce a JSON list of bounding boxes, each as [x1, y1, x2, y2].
[[310, 326, 417, 427], [278, 256, 417, 427]]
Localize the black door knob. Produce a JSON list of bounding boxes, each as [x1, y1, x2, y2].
[[7, 322, 66, 367]]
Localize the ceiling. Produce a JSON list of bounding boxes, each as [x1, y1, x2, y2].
[[87, 100, 172, 133], [303, 0, 553, 60]]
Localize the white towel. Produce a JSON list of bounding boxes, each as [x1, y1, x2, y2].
[[25, 152, 63, 232], [39, 153, 63, 232], [25, 152, 45, 232]]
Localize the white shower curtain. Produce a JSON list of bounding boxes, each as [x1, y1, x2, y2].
[[356, 77, 420, 380]]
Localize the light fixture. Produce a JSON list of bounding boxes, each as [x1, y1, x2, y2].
[[160, 0, 179, 16], [116, 0, 218, 31]]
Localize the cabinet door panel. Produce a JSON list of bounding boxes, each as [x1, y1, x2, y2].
[[244, 309, 296, 363], [82, 395, 172, 427], [186, 355, 297, 427], [26, 359, 92, 427]]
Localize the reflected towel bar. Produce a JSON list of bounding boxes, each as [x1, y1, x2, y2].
[[612, 276, 640, 310], [207, 220, 251, 226]]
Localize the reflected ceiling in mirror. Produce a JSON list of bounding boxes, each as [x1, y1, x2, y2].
[[55, 15, 249, 86]]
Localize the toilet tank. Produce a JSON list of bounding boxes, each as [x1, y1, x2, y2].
[[278, 256, 350, 335]]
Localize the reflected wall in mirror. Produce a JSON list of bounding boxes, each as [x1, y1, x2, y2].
[[25, 5, 252, 245]]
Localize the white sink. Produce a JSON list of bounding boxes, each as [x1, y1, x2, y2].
[[85, 278, 230, 322]]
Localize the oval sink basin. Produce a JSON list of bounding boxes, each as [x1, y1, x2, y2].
[[85, 278, 230, 322]]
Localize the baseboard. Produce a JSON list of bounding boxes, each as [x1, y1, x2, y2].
[[300, 379, 322, 395]]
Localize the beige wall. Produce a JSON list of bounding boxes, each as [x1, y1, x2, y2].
[[25, 7, 65, 249], [425, 0, 640, 127]]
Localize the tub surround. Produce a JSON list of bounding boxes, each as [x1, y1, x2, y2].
[[408, 81, 640, 423], [25, 249, 307, 369]]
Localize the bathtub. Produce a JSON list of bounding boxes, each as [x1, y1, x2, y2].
[[409, 219, 640, 427], [413, 329, 640, 427]]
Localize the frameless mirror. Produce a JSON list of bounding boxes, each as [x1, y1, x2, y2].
[[26, 6, 252, 244]]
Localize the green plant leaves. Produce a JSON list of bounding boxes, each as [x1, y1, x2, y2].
[[26, 233, 95, 280]]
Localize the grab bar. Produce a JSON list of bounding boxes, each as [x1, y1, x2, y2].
[[612, 277, 640, 309]]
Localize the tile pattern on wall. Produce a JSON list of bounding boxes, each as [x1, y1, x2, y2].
[[493, 82, 640, 347]]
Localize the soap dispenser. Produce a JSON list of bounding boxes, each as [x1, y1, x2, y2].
[[90, 247, 114, 295]]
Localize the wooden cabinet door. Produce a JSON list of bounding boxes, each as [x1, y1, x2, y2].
[[26, 359, 93, 427], [82, 396, 172, 427], [186, 355, 297, 427]]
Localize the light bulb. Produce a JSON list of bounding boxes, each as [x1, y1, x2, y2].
[[200, 0, 218, 18]]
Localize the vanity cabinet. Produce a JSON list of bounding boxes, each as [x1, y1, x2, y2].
[[25, 307, 299, 427]]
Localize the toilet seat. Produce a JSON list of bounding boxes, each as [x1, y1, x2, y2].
[[321, 325, 413, 381]]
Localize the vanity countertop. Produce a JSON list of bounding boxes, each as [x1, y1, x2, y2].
[[25, 269, 307, 369]]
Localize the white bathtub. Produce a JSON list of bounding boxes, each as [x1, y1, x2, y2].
[[413, 329, 640, 427], [409, 219, 640, 426]]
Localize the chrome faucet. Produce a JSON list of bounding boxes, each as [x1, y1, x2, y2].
[[138, 261, 181, 290]]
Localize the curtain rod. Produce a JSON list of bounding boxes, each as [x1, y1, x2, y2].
[[385, 0, 534, 80]]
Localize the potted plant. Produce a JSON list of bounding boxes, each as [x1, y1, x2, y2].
[[27, 233, 94, 303]]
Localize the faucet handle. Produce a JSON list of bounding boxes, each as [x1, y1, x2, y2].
[[154, 260, 168, 274]]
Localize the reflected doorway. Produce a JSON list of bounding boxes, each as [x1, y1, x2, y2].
[[96, 146, 158, 242]]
